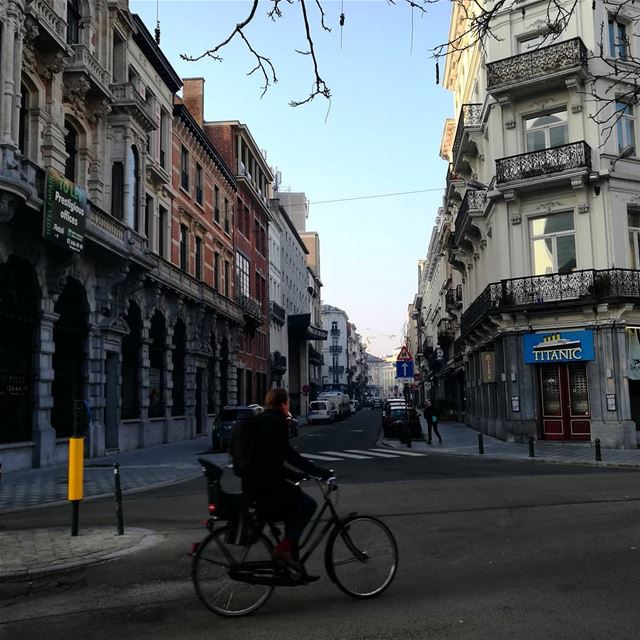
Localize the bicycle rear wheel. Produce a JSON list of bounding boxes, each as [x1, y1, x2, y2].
[[192, 526, 274, 617], [325, 515, 398, 599]]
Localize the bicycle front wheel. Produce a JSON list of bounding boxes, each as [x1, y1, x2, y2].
[[325, 515, 398, 599], [192, 526, 274, 617]]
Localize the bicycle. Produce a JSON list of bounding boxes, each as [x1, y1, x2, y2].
[[191, 458, 399, 617]]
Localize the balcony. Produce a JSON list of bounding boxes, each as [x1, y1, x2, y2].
[[269, 300, 286, 326], [0, 148, 44, 215], [437, 318, 455, 345], [65, 44, 111, 98], [329, 345, 343, 354], [269, 352, 287, 375], [445, 285, 463, 311], [110, 83, 156, 131], [461, 268, 640, 336], [452, 104, 482, 164], [309, 345, 324, 366], [329, 366, 345, 375], [453, 189, 487, 247], [495, 141, 592, 187], [25, 0, 68, 52], [330, 328, 341, 337], [236, 292, 263, 329], [146, 154, 171, 187], [486, 37, 588, 98]]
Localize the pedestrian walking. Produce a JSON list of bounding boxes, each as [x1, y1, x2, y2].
[[423, 400, 442, 444]]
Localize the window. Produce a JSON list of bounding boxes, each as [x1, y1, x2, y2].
[[195, 163, 203, 205], [530, 212, 576, 275], [18, 85, 28, 157], [518, 33, 546, 53], [111, 162, 124, 219], [616, 100, 636, 153], [144, 194, 153, 239], [131, 146, 140, 230], [214, 185, 220, 222], [160, 110, 168, 168], [255, 220, 260, 253], [236, 252, 250, 298], [158, 206, 167, 258], [244, 206, 250, 237], [195, 237, 202, 280], [224, 260, 230, 297], [112, 33, 125, 83], [255, 270, 261, 305], [66, 0, 81, 45], [214, 252, 220, 291], [64, 120, 78, 182], [609, 17, 629, 60], [628, 210, 640, 268], [224, 198, 230, 233], [525, 110, 568, 152], [181, 145, 189, 191], [180, 224, 188, 271]]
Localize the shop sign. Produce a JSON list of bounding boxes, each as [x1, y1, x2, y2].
[[523, 330, 594, 364], [43, 169, 86, 253], [481, 352, 496, 383], [0, 374, 29, 397]]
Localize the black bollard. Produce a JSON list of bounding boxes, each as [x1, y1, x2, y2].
[[478, 433, 484, 455], [114, 462, 124, 535], [528, 435, 535, 458], [595, 439, 602, 462]]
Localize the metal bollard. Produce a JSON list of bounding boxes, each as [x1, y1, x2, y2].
[[478, 433, 484, 455], [595, 439, 602, 462], [114, 462, 124, 535], [528, 435, 535, 458]]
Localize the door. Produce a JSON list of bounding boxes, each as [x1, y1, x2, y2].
[[195, 368, 203, 435], [539, 363, 590, 441], [105, 352, 119, 450]]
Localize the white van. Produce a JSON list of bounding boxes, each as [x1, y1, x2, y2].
[[308, 400, 334, 424], [318, 392, 349, 419], [317, 394, 340, 419]]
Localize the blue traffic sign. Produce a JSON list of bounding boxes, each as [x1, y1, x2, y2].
[[395, 360, 414, 379]]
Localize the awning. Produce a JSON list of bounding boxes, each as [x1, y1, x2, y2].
[[288, 313, 328, 341]]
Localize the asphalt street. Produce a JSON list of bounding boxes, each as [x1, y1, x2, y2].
[[2, 409, 640, 640]]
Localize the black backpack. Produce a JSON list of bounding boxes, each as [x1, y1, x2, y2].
[[230, 414, 257, 478]]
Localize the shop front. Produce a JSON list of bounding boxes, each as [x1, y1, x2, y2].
[[524, 330, 594, 442]]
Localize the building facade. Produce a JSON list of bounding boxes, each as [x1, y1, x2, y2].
[[414, 0, 640, 447], [321, 305, 349, 390], [0, 2, 244, 471]]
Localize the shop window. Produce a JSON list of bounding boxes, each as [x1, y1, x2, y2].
[[616, 100, 636, 153], [530, 212, 576, 275], [525, 110, 568, 152], [609, 16, 629, 60]]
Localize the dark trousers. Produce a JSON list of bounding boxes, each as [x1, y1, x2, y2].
[[255, 483, 317, 551], [427, 420, 442, 443]]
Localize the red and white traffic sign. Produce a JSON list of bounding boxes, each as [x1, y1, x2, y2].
[[396, 345, 413, 361]]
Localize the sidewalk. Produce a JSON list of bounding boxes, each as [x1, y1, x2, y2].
[[383, 418, 640, 468]]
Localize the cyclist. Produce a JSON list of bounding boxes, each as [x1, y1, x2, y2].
[[241, 388, 333, 577]]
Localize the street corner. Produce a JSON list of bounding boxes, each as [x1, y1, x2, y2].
[[0, 526, 162, 583]]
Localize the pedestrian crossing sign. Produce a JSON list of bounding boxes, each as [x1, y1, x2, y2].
[[396, 345, 413, 361]]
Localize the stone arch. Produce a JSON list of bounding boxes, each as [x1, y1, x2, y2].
[[51, 278, 89, 437], [0, 256, 41, 444]]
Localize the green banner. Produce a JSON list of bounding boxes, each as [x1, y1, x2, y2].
[[43, 169, 86, 253]]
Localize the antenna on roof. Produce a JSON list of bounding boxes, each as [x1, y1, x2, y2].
[[155, 0, 161, 44]]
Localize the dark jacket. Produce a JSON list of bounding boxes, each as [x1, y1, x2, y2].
[[423, 404, 438, 423], [241, 408, 330, 497]]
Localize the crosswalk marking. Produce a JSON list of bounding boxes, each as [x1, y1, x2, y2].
[[301, 453, 344, 461], [344, 449, 401, 458], [320, 451, 371, 460], [369, 448, 426, 457]]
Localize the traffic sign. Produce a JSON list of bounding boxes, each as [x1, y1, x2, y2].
[[395, 360, 414, 379], [396, 345, 413, 361]]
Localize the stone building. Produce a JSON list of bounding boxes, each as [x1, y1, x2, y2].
[[0, 1, 243, 471]]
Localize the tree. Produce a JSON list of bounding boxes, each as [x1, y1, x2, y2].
[[183, 0, 640, 140]]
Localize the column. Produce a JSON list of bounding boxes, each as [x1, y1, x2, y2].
[[138, 317, 151, 447], [86, 322, 106, 457], [164, 326, 175, 443], [1, 14, 17, 145]]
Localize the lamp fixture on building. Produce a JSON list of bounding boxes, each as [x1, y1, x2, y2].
[[611, 145, 635, 171]]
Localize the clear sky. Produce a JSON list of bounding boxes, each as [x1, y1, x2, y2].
[[132, 0, 454, 357]]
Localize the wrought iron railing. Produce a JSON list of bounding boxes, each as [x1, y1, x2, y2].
[[269, 300, 286, 325], [454, 189, 487, 246], [329, 366, 345, 374], [330, 328, 340, 336], [461, 268, 640, 335], [452, 104, 483, 160], [329, 345, 343, 353], [496, 141, 592, 184], [487, 37, 588, 90], [236, 292, 262, 319], [269, 352, 287, 373], [309, 345, 323, 365]]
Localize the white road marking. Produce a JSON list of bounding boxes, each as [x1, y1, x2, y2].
[[345, 449, 401, 458], [320, 451, 371, 460], [370, 448, 426, 457], [301, 453, 343, 461]]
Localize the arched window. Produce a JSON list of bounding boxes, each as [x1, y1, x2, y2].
[[111, 162, 124, 220], [18, 84, 28, 157], [67, 0, 81, 44], [64, 120, 78, 182], [172, 319, 186, 416]]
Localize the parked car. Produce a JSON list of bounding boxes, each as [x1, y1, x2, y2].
[[318, 392, 350, 419], [371, 397, 383, 409], [308, 400, 334, 424], [212, 405, 262, 452], [382, 406, 422, 439]]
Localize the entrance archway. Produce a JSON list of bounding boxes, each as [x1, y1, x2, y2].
[[148, 311, 166, 418], [52, 278, 88, 438], [0, 257, 39, 444], [172, 319, 186, 416], [121, 301, 141, 419]]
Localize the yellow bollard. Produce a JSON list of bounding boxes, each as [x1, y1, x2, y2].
[[68, 437, 84, 535]]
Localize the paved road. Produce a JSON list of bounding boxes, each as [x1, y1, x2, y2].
[[3, 409, 640, 639]]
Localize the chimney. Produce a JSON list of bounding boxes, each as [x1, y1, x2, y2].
[[182, 77, 205, 126]]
